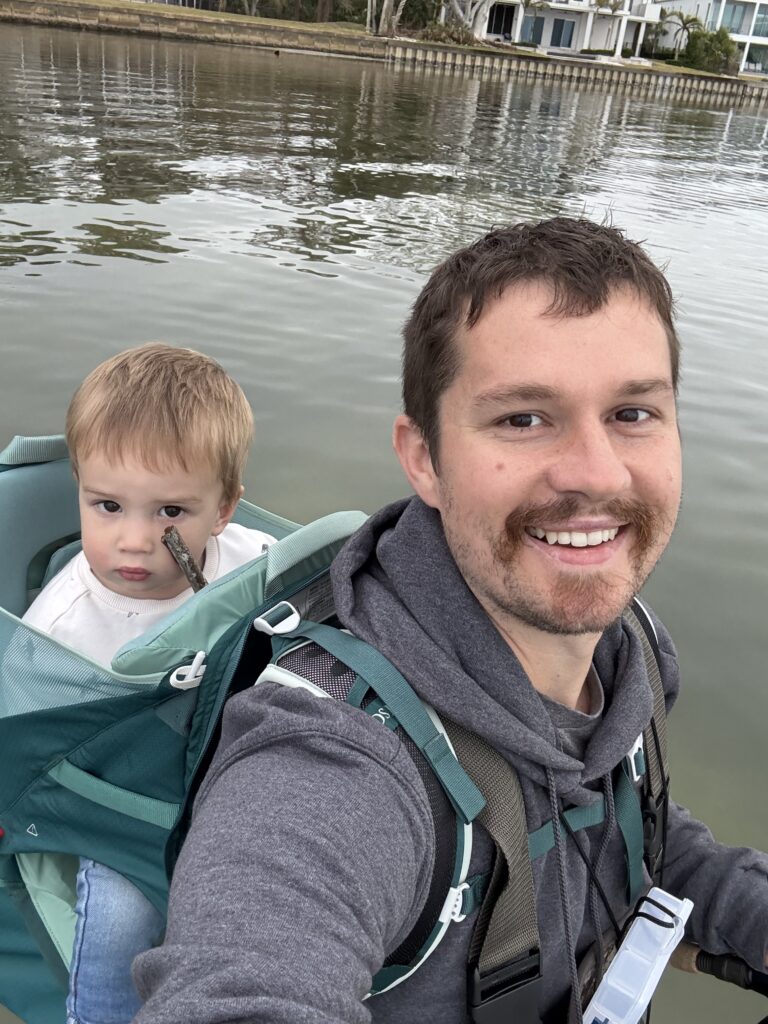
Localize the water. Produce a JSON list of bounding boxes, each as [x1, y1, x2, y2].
[[0, 24, 767, 1022]]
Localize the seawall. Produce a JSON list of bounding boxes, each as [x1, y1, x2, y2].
[[1, 0, 766, 106]]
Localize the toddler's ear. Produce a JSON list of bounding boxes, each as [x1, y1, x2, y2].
[[212, 485, 244, 536]]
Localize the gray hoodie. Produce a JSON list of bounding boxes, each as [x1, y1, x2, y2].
[[134, 497, 768, 1023]]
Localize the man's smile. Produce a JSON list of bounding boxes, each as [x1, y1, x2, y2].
[[525, 525, 622, 548]]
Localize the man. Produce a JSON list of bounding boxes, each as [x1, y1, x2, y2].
[[134, 218, 768, 1023]]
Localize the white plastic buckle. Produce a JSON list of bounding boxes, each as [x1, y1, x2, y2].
[[627, 734, 645, 783], [253, 601, 301, 636], [170, 650, 207, 690], [439, 882, 470, 925]]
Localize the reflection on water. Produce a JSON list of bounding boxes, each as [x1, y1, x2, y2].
[[1, 29, 766, 272], [0, 25, 767, 1024]]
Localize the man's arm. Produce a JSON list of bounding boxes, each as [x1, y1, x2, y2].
[[133, 685, 435, 1023], [647, 609, 768, 972]]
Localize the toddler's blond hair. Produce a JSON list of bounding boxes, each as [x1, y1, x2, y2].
[[66, 343, 253, 504]]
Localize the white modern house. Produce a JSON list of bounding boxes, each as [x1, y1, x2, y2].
[[482, 0, 663, 59], [657, 0, 768, 71]]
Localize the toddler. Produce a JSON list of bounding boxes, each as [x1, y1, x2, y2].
[[23, 343, 275, 1024]]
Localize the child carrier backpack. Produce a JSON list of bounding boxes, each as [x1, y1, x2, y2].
[[0, 435, 670, 1024]]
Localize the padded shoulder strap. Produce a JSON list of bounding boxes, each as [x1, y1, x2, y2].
[[625, 600, 670, 802], [624, 599, 671, 883]]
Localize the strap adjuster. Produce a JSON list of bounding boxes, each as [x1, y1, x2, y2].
[[469, 953, 542, 1023], [643, 793, 667, 878], [439, 882, 470, 924], [626, 734, 646, 782], [253, 602, 301, 636]]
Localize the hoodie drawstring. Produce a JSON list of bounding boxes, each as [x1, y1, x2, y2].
[[588, 774, 617, 989], [547, 766, 583, 1024]]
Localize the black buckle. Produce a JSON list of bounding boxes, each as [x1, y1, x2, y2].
[[470, 952, 542, 1024], [642, 793, 666, 878]]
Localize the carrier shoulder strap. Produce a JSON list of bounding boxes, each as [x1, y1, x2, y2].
[[443, 720, 542, 1022], [624, 598, 671, 882]]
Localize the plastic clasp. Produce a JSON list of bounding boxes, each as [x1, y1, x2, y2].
[[170, 651, 206, 690], [626, 734, 645, 782], [642, 794, 666, 878], [470, 953, 542, 1024], [439, 882, 470, 924], [253, 601, 301, 636]]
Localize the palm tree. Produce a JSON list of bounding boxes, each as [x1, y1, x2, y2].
[[666, 9, 703, 55]]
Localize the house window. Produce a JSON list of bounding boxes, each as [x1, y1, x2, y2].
[[487, 2, 517, 36], [522, 14, 546, 42], [753, 3, 768, 35], [722, 2, 748, 31], [551, 17, 576, 45]]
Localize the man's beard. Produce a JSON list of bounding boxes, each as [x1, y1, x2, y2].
[[484, 494, 673, 636]]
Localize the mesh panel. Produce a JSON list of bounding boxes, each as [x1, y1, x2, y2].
[[384, 730, 456, 967], [0, 609, 158, 719], [277, 643, 356, 701]]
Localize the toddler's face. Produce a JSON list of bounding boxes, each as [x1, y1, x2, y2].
[[76, 452, 237, 600]]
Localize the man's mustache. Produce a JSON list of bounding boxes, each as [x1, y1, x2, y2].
[[499, 495, 660, 558]]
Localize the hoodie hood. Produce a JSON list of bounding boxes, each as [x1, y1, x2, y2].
[[332, 496, 671, 806]]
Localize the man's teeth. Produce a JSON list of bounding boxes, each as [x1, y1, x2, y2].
[[526, 527, 619, 547]]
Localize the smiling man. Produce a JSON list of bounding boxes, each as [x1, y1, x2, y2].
[[135, 220, 768, 1024]]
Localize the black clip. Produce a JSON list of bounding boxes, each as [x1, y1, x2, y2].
[[469, 952, 542, 1024], [642, 793, 666, 878]]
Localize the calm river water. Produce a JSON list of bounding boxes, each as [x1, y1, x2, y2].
[[1, 23, 767, 1022]]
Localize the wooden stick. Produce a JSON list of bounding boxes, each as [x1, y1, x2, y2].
[[162, 526, 207, 592]]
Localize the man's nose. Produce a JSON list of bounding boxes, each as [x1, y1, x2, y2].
[[546, 422, 632, 500]]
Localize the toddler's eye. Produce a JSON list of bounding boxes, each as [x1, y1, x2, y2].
[[97, 500, 121, 514], [160, 506, 184, 519]]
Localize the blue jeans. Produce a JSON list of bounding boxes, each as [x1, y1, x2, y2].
[[67, 859, 164, 1024]]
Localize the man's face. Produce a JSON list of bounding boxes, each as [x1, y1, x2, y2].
[[395, 282, 682, 636], [77, 452, 237, 600]]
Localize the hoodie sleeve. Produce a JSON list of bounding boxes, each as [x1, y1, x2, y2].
[[132, 684, 435, 1024], [662, 800, 768, 972], [648, 609, 768, 972]]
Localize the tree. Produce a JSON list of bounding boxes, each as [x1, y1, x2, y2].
[[683, 26, 739, 73], [642, 6, 673, 53], [666, 9, 703, 55]]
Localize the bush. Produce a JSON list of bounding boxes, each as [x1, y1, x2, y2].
[[682, 27, 739, 74], [419, 20, 478, 45]]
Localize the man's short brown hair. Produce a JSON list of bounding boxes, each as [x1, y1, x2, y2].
[[66, 343, 253, 504], [402, 217, 679, 464]]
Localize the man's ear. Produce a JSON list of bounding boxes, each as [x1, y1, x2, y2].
[[212, 484, 244, 536], [392, 415, 441, 510]]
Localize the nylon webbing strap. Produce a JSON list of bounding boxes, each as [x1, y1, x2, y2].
[[443, 720, 540, 975], [625, 605, 669, 803]]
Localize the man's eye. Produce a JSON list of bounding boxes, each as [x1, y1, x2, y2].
[[97, 500, 121, 514], [615, 408, 651, 423], [504, 413, 543, 429], [160, 506, 184, 519]]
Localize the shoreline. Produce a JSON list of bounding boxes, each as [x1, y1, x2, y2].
[[1, 0, 767, 104]]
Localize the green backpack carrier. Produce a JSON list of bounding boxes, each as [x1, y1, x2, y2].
[[0, 436, 670, 1024]]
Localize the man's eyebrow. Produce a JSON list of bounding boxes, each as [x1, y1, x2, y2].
[[617, 378, 675, 398], [473, 384, 559, 408], [473, 379, 675, 409]]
